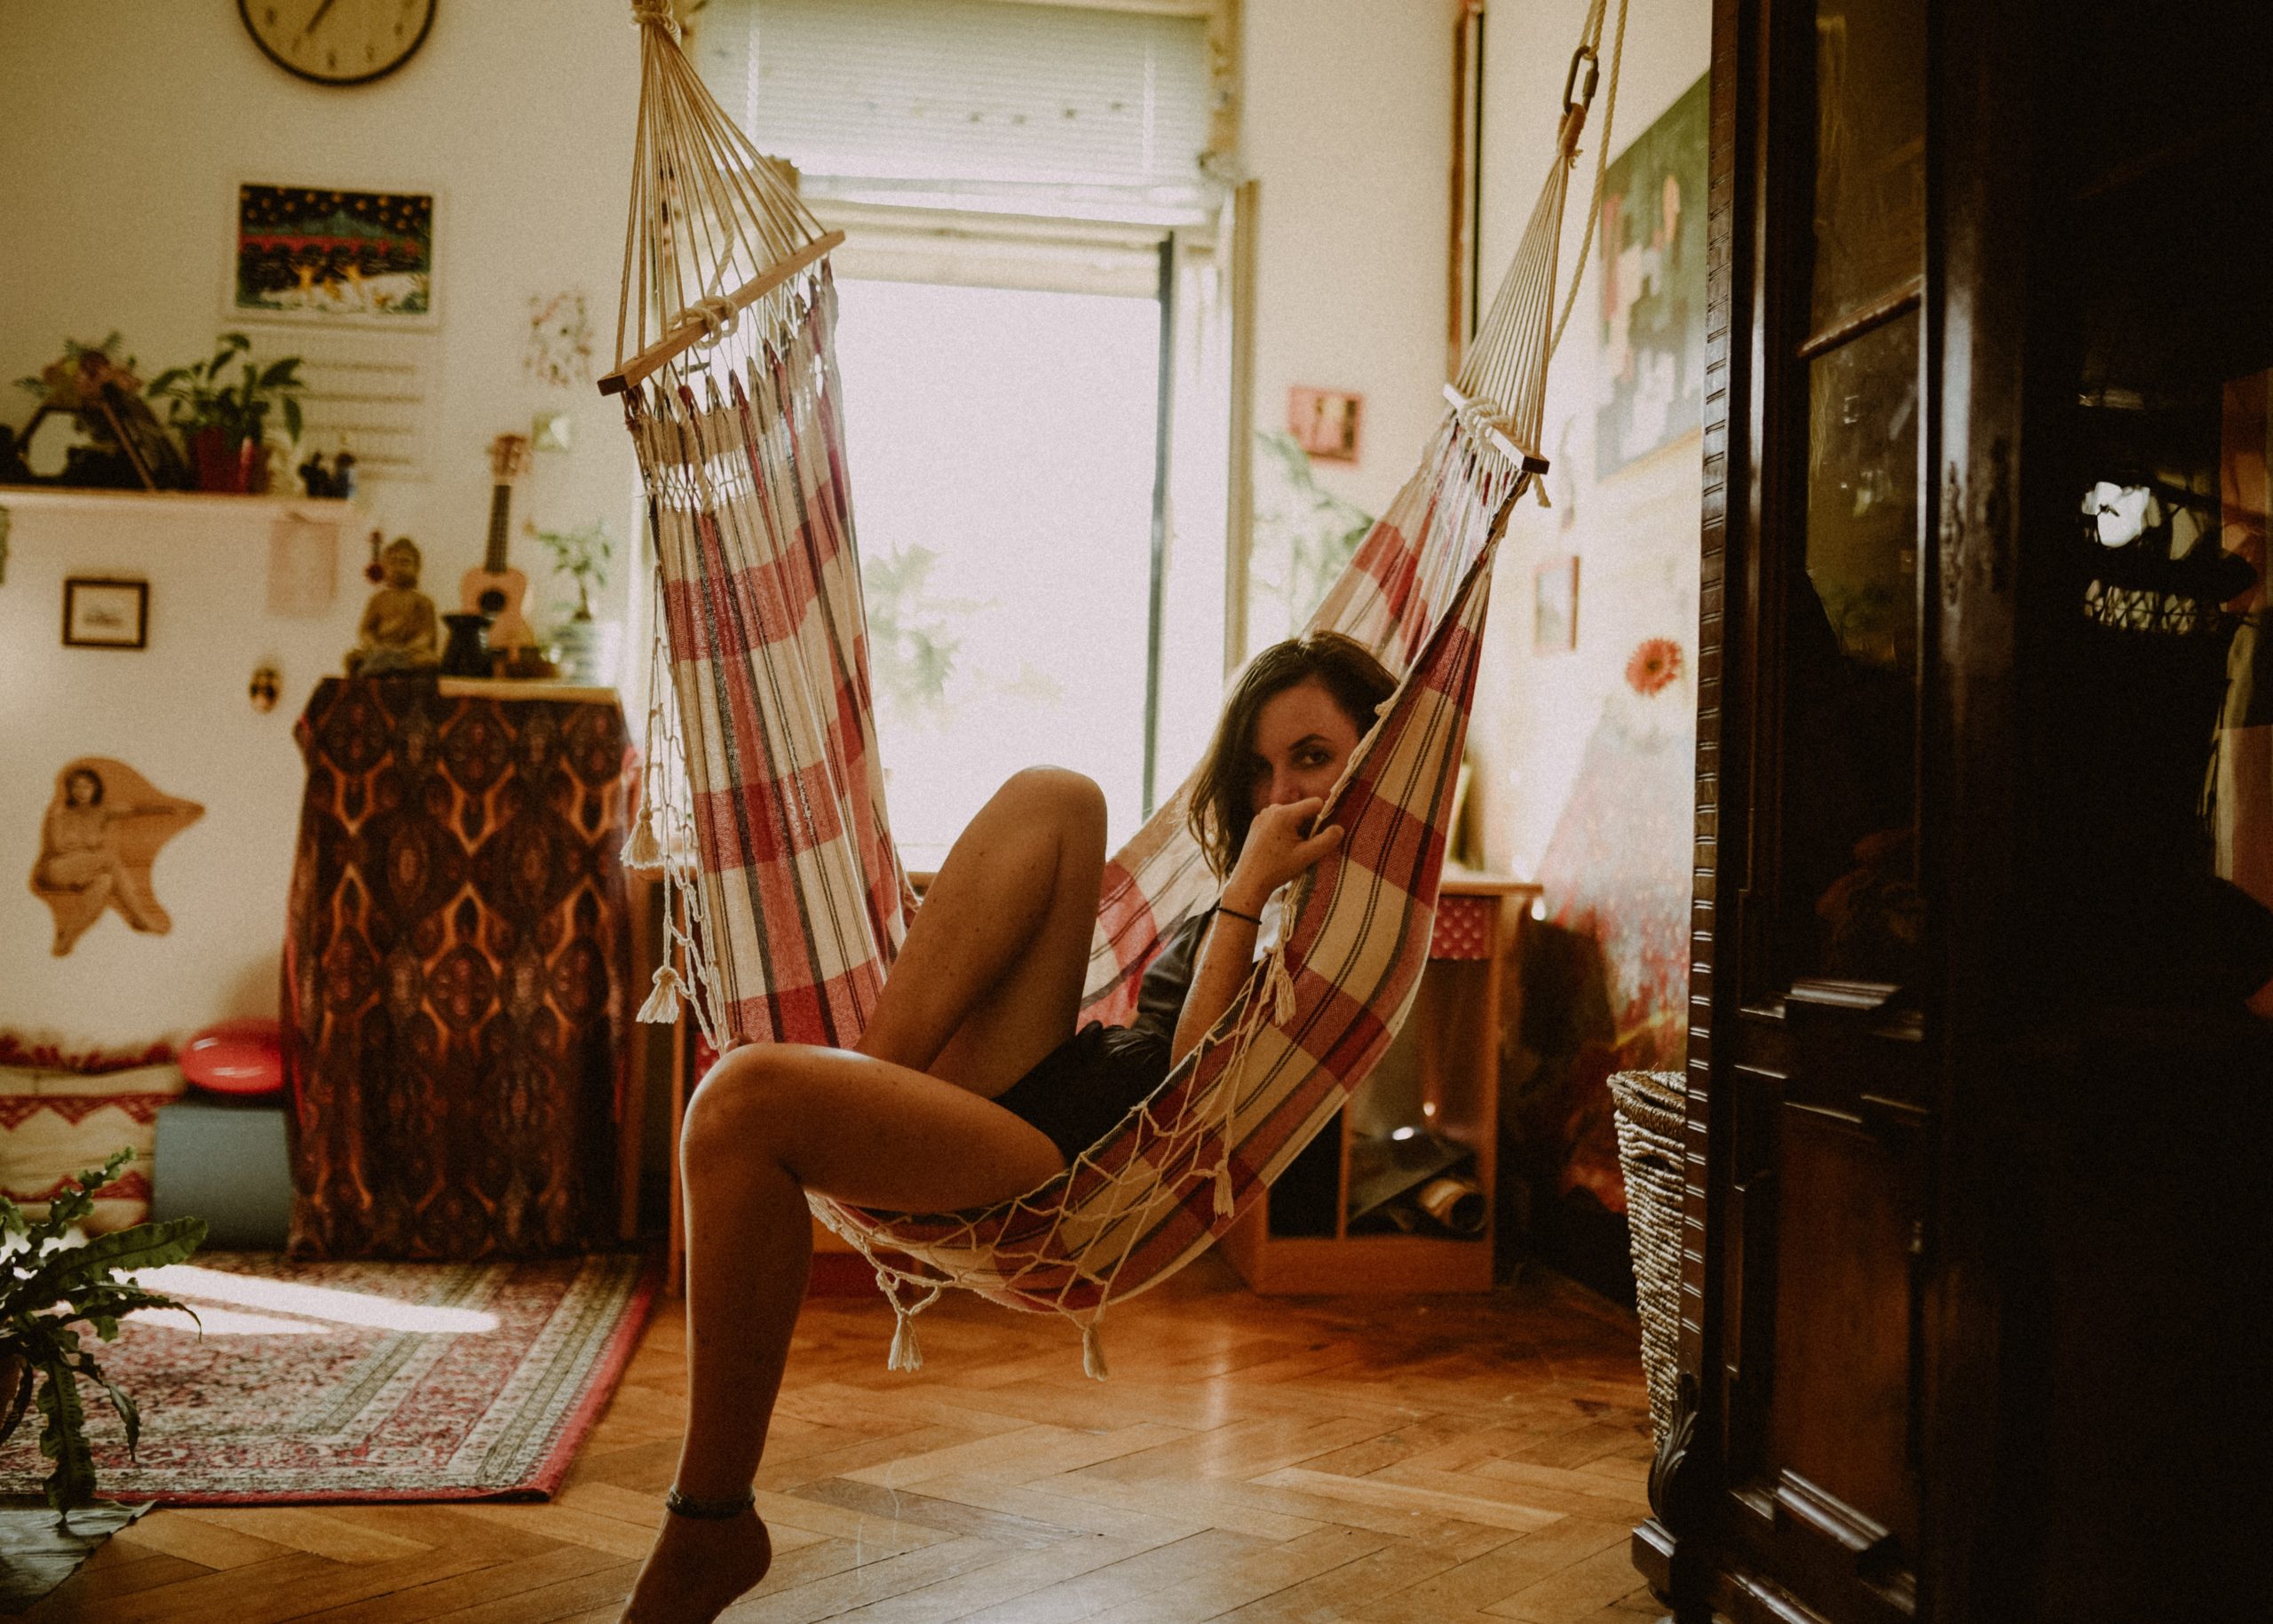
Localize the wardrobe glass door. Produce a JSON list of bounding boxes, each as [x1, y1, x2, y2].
[[1786, 310, 1922, 984], [1778, 0, 1926, 990]]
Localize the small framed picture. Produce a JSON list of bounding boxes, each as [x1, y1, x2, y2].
[[1532, 555, 1579, 653], [62, 578, 149, 650]]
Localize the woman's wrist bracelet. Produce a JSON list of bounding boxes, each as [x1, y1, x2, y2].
[[1216, 902, 1264, 926]]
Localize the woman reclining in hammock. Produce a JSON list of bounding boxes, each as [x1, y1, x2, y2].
[[623, 630, 1397, 1623]]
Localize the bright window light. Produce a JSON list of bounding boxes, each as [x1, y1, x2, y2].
[[834, 277, 1161, 865]]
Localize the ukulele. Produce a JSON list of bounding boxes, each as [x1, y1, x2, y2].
[[460, 432, 536, 653]]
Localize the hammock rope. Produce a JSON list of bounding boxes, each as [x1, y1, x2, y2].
[[606, 0, 1622, 1372]]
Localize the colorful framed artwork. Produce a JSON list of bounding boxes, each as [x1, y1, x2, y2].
[[1533, 555, 1579, 653], [1596, 73, 1708, 478], [232, 183, 437, 326], [62, 578, 149, 650], [1287, 386, 1363, 463]]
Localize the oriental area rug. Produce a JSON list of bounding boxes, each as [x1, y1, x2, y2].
[[0, 1251, 655, 1505]]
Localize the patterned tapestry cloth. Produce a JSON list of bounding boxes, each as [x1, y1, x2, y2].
[[284, 677, 635, 1260], [0, 1252, 655, 1504]]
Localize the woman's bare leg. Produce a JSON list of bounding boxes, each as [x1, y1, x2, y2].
[[620, 1045, 1065, 1622], [857, 765, 1105, 1097], [622, 766, 1103, 1620]]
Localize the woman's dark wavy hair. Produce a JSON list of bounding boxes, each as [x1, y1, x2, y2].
[[1187, 630, 1397, 878]]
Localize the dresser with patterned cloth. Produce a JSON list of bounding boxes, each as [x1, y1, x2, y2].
[[283, 676, 638, 1259]]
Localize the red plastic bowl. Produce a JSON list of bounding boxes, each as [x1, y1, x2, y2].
[[180, 1018, 285, 1097]]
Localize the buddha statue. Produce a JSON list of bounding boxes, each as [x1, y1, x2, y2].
[[345, 536, 440, 675]]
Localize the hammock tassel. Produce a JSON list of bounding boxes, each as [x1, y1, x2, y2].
[[887, 1305, 924, 1373], [1268, 952, 1298, 1026], [1081, 1320, 1109, 1382], [622, 806, 665, 871], [636, 965, 683, 1024], [1213, 1159, 1236, 1219]]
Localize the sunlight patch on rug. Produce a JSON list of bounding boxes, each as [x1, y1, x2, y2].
[[130, 1264, 503, 1335]]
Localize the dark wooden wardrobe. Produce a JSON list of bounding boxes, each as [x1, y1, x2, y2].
[[1634, 0, 2273, 1620]]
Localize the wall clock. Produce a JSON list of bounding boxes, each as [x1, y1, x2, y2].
[[238, 0, 437, 88]]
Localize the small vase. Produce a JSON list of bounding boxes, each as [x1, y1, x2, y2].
[[439, 612, 493, 677]]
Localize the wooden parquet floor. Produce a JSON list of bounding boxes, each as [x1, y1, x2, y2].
[[32, 1256, 1661, 1624]]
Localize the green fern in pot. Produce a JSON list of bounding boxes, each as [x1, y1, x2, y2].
[[0, 1148, 205, 1512]]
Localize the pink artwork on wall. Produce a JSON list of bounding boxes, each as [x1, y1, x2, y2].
[[1287, 386, 1362, 463]]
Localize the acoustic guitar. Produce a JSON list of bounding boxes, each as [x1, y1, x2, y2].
[[460, 432, 536, 653]]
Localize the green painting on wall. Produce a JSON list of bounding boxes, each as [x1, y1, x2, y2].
[[1596, 74, 1708, 479]]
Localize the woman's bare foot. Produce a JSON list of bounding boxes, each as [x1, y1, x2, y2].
[[619, 1505, 772, 1623]]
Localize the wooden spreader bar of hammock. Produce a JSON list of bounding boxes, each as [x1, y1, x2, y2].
[[598, 230, 847, 398]]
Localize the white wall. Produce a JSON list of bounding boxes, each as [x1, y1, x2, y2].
[[0, 0, 642, 1048], [0, 494, 356, 1045], [1241, 0, 1458, 518]]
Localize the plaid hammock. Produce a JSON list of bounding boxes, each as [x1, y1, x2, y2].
[[606, 0, 1620, 1372]]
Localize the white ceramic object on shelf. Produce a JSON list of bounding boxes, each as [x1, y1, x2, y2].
[[549, 614, 618, 685]]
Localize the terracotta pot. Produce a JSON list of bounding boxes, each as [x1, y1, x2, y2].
[[190, 426, 257, 494]]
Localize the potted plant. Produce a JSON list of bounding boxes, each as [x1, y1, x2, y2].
[[146, 333, 306, 494], [1, 1148, 205, 1512], [529, 519, 617, 683]]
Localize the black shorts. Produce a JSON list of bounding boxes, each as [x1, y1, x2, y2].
[[991, 1021, 1168, 1164]]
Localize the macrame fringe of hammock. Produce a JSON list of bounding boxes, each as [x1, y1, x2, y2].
[[602, 0, 1627, 1375]]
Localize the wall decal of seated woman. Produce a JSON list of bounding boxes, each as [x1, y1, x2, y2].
[[29, 758, 203, 956]]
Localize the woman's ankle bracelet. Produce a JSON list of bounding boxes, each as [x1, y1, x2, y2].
[[665, 1485, 756, 1519]]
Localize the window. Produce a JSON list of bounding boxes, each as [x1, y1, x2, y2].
[[692, 0, 1234, 863], [695, 0, 1220, 225]]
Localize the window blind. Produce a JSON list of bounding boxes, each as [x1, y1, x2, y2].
[[693, 0, 1217, 222]]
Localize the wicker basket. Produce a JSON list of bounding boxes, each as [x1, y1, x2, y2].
[[1609, 1068, 1687, 1449]]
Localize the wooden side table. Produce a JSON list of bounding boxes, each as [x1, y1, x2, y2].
[[1217, 869, 1539, 1294]]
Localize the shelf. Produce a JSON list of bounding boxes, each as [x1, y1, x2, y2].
[[1219, 876, 1532, 1296], [436, 677, 621, 703], [0, 484, 356, 518]]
